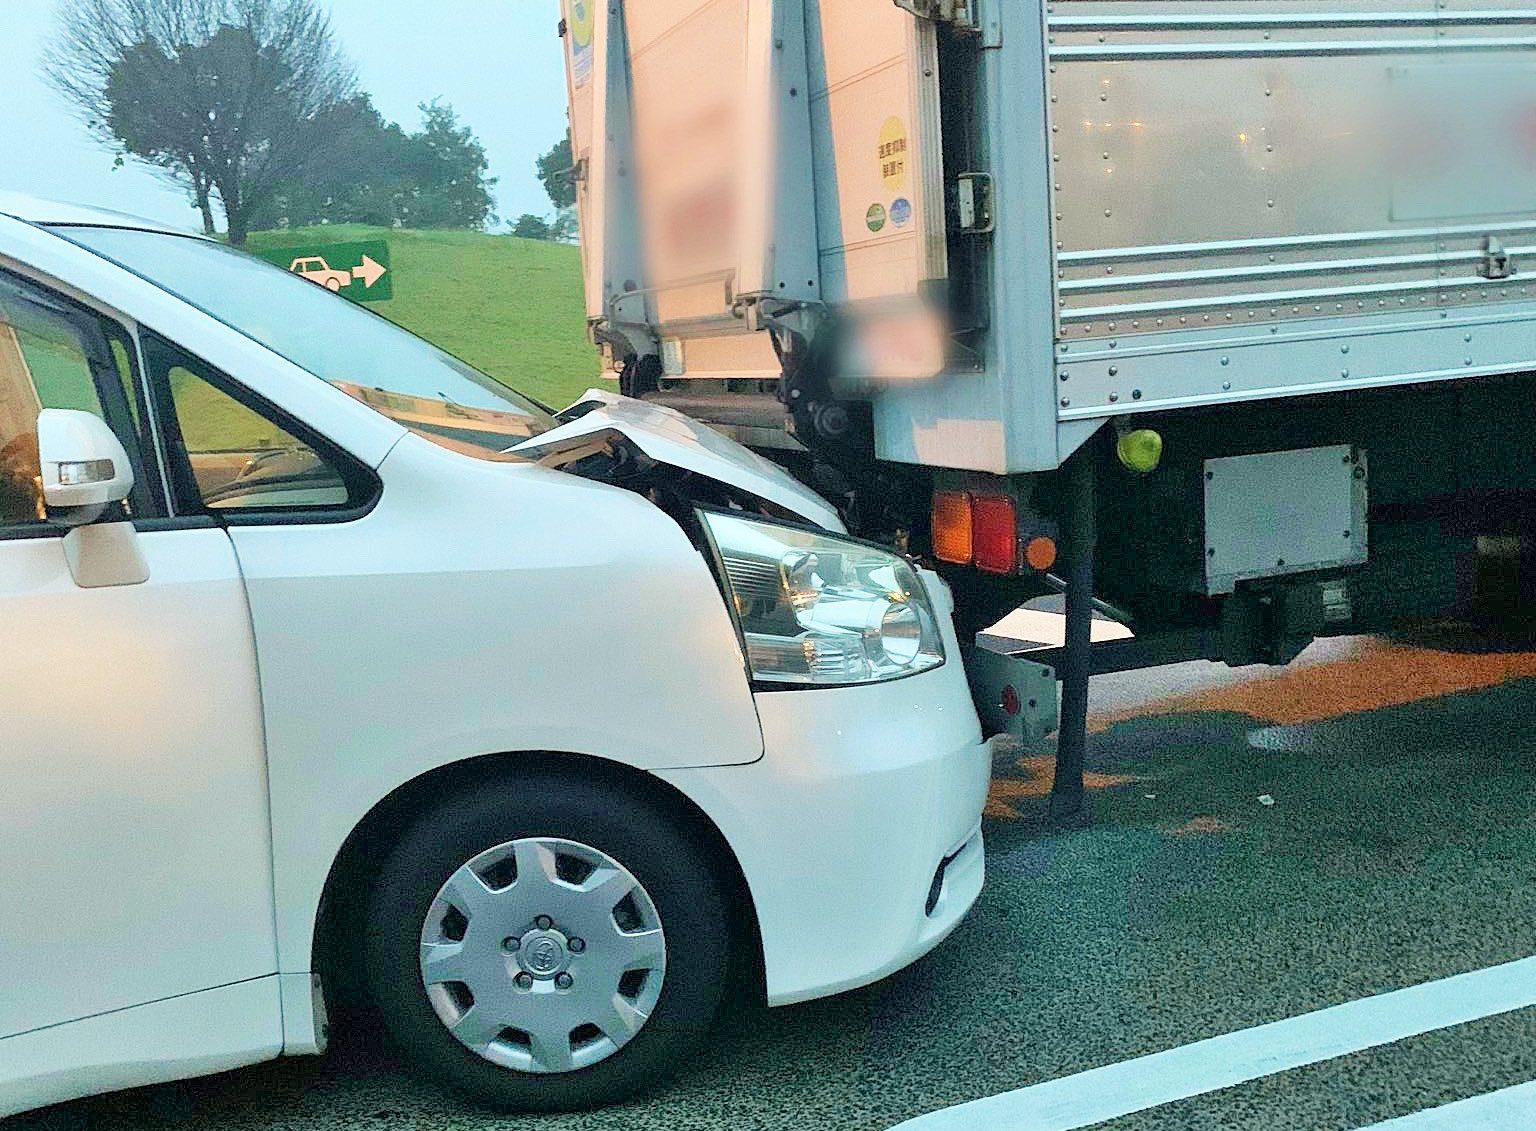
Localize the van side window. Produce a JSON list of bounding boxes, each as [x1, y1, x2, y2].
[[141, 332, 371, 516], [0, 274, 155, 531], [0, 319, 46, 526]]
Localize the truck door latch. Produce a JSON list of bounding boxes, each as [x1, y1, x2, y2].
[[954, 173, 995, 235], [1481, 236, 1515, 281]]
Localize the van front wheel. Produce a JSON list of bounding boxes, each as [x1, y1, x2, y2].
[[363, 770, 731, 1111]]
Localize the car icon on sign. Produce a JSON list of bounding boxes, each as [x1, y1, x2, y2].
[[288, 256, 351, 292]]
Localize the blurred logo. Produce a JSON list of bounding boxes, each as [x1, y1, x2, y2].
[[1384, 65, 1536, 221], [866, 203, 887, 233], [568, 0, 595, 84], [846, 304, 949, 380], [878, 117, 909, 192], [569, 0, 595, 47], [890, 197, 912, 228]]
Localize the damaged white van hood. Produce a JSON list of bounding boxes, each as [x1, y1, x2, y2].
[[509, 389, 845, 532]]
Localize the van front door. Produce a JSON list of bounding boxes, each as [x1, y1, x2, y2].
[[0, 271, 276, 1042]]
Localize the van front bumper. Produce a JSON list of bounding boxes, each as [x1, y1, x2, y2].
[[655, 634, 992, 1005]]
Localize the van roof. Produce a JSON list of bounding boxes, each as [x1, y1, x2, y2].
[[0, 192, 192, 234]]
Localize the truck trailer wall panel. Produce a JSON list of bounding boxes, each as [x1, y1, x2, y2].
[[1047, 5, 1536, 337], [874, 0, 1064, 474], [626, 0, 751, 328], [1055, 299, 1536, 419], [562, 0, 600, 321], [564, 0, 651, 346], [806, 0, 947, 306], [1043, 2, 1536, 454]]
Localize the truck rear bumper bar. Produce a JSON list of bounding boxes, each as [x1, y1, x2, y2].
[[964, 644, 1060, 744]]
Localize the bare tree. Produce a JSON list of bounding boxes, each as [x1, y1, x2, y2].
[[45, 0, 357, 245]]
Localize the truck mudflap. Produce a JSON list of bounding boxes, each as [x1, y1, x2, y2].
[[964, 645, 1059, 745]]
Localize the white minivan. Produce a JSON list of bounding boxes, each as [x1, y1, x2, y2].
[[0, 196, 991, 1116]]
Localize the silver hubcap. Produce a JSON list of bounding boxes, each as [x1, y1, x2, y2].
[[419, 837, 666, 1074]]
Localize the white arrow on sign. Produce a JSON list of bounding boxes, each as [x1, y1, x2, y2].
[[351, 254, 387, 289]]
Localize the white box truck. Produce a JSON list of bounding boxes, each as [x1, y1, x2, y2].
[[561, 0, 1536, 815]]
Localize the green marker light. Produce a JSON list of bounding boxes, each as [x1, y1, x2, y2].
[[1116, 429, 1163, 474]]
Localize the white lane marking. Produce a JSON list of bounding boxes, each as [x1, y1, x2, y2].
[[1354, 1079, 1536, 1129], [889, 956, 1536, 1131]]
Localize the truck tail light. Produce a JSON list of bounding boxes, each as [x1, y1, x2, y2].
[[972, 494, 1018, 574], [934, 489, 1054, 575], [931, 491, 973, 564]]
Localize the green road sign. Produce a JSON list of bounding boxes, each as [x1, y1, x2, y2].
[[255, 240, 392, 303]]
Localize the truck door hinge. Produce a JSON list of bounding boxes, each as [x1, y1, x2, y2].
[[893, 0, 978, 29], [1481, 236, 1516, 281]]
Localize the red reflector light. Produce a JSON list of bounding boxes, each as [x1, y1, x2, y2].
[[931, 491, 973, 564], [1001, 684, 1022, 716], [1025, 536, 1058, 573], [972, 494, 1018, 574]]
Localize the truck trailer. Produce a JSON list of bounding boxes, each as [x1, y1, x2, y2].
[[560, 0, 1536, 818]]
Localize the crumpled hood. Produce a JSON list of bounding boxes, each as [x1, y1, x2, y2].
[[509, 389, 845, 532]]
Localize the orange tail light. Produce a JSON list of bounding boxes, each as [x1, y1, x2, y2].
[[931, 491, 974, 564]]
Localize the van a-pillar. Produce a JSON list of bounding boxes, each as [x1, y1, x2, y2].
[[1050, 446, 1096, 827]]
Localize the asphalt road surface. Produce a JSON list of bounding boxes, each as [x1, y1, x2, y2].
[[18, 622, 1536, 1131]]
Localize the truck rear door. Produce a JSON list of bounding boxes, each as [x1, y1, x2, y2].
[[562, 0, 949, 385]]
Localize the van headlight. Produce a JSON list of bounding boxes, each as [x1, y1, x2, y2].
[[699, 510, 946, 686]]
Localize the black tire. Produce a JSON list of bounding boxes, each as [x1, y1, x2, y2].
[[363, 768, 731, 1111]]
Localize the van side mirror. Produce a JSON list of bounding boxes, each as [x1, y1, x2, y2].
[[34, 409, 148, 588], [36, 408, 134, 527]]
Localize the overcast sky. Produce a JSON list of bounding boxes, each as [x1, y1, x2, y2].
[[0, 0, 570, 232]]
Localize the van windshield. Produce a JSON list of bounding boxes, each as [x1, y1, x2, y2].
[[51, 226, 557, 456]]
